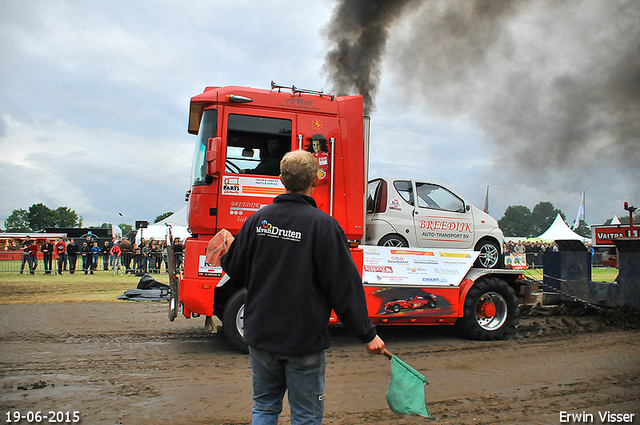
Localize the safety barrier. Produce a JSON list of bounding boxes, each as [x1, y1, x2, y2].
[[0, 251, 183, 275]]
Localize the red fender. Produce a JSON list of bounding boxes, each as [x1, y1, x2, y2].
[[457, 278, 475, 317]]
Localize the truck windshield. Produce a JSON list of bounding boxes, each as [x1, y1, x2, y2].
[[190, 109, 217, 186]]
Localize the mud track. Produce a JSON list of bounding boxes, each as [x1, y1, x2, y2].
[[0, 302, 638, 424]]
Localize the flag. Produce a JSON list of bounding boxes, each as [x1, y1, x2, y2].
[[483, 185, 489, 214], [386, 354, 435, 419], [573, 192, 585, 230]]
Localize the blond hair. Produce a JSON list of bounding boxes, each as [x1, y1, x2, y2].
[[279, 150, 319, 192]]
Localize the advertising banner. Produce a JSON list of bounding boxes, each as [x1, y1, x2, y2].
[[591, 225, 640, 247], [362, 246, 478, 286]]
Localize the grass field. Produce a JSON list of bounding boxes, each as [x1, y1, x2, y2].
[[0, 271, 169, 304], [522, 267, 618, 283], [0, 267, 619, 305]]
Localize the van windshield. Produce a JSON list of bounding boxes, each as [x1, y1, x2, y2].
[[416, 183, 465, 212]]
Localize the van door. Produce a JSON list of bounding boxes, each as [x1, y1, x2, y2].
[[412, 181, 475, 249]]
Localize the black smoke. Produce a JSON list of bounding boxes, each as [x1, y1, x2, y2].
[[322, 0, 419, 115], [323, 0, 640, 203]]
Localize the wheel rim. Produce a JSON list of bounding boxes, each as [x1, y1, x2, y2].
[[478, 243, 499, 268], [236, 305, 245, 337], [383, 239, 405, 247], [474, 291, 507, 331]]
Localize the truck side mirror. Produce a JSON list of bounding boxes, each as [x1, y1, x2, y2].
[[206, 137, 223, 176]]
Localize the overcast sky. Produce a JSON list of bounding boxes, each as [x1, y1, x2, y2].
[[1, 0, 638, 231]]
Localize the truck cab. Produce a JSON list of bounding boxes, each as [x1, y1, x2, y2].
[[175, 83, 368, 322]]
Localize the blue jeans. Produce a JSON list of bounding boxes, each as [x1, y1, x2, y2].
[[249, 346, 325, 425]]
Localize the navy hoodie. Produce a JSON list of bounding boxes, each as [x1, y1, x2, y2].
[[221, 192, 376, 355]]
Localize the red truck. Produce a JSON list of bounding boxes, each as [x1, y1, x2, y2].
[[167, 82, 525, 352]]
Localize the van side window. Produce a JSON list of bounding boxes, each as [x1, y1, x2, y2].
[[393, 180, 414, 206], [225, 114, 292, 176], [367, 179, 387, 213], [416, 183, 465, 213]]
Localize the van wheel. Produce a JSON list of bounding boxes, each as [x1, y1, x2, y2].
[[456, 278, 518, 341], [378, 234, 408, 247], [475, 240, 501, 269], [223, 288, 249, 353]]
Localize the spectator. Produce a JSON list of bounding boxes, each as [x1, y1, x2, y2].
[[119, 237, 133, 274], [141, 242, 151, 272], [109, 243, 122, 273], [25, 239, 38, 275], [67, 239, 79, 275], [61, 236, 69, 271], [81, 242, 90, 275], [132, 243, 141, 273], [55, 238, 67, 275], [41, 238, 54, 275], [90, 242, 100, 274], [101, 241, 110, 270], [173, 238, 183, 269], [19, 236, 32, 274]]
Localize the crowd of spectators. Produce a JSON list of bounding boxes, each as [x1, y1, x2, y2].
[[16, 234, 183, 276], [503, 240, 557, 255]]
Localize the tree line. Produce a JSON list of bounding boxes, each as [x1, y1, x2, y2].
[[498, 201, 639, 238], [4, 201, 637, 239], [1, 203, 173, 235]]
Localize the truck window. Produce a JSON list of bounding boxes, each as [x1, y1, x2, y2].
[[226, 114, 292, 176], [393, 180, 414, 206], [190, 109, 217, 186], [416, 183, 465, 213]]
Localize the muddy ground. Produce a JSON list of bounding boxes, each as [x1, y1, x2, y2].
[[0, 302, 639, 425]]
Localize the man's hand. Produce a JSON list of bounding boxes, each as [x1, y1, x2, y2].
[[365, 335, 385, 354]]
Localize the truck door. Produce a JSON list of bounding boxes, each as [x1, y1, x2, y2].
[[412, 181, 475, 249], [217, 110, 294, 235]]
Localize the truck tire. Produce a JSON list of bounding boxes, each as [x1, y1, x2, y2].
[[222, 288, 249, 353], [456, 277, 518, 341], [474, 240, 501, 269], [378, 234, 408, 247]]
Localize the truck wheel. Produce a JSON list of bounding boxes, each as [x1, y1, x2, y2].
[[474, 240, 501, 269], [378, 234, 408, 247], [457, 277, 518, 341], [222, 288, 249, 353]]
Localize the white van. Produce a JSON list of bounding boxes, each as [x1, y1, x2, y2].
[[365, 178, 504, 268]]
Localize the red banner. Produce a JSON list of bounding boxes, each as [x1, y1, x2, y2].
[[592, 225, 640, 247]]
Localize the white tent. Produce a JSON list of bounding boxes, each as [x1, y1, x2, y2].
[[537, 214, 586, 241], [135, 206, 191, 244]]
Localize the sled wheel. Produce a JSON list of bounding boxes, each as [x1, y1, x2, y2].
[[223, 288, 249, 353], [457, 277, 518, 341]]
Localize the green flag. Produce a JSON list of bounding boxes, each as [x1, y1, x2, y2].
[[386, 354, 435, 419]]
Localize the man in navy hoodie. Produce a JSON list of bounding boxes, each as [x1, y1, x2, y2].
[[221, 150, 385, 425]]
